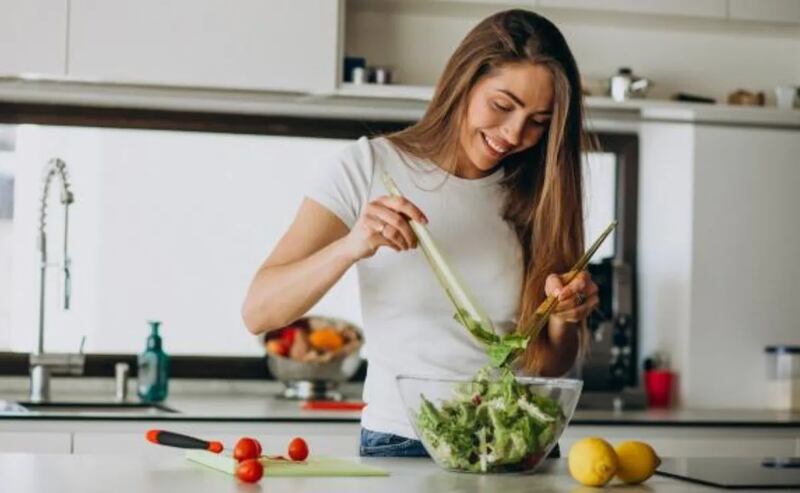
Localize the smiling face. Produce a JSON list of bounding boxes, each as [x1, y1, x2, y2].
[[456, 62, 555, 179]]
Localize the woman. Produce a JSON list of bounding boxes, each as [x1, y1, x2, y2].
[[242, 9, 599, 458]]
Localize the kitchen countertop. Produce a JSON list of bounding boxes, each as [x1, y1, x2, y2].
[[0, 379, 798, 426], [0, 453, 777, 493]]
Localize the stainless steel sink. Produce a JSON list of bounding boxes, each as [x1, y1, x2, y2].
[[15, 401, 179, 415]]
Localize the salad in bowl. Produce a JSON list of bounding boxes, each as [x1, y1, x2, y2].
[[398, 368, 582, 473]]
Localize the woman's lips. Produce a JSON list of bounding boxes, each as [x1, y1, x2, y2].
[[481, 131, 510, 159]]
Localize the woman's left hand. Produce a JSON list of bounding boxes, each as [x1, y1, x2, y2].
[[544, 271, 599, 324]]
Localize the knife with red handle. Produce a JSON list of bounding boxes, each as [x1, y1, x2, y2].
[[146, 429, 224, 453]]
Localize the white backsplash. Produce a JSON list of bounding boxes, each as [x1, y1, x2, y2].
[[4, 125, 361, 355]]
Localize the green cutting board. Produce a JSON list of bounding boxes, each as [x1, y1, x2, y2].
[[186, 450, 389, 477]]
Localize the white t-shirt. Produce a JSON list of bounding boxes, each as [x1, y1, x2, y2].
[[307, 136, 523, 439]]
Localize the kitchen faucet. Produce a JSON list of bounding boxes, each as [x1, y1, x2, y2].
[[29, 158, 84, 403]]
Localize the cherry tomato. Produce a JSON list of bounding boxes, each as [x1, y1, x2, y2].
[[280, 326, 300, 346], [233, 437, 262, 462], [287, 437, 309, 461], [266, 339, 289, 357], [236, 458, 263, 483]]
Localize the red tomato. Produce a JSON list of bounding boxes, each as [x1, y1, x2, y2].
[[233, 437, 262, 462], [266, 339, 289, 356], [287, 437, 309, 461], [280, 327, 300, 346], [236, 458, 263, 483]]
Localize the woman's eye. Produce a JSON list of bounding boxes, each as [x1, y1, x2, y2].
[[492, 102, 513, 112], [529, 119, 550, 127]]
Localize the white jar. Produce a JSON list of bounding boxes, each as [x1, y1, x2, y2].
[[765, 345, 800, 411], [774, 86, 798, 110]]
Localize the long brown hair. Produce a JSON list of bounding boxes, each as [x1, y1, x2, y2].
[[387, 9, 590, 375]]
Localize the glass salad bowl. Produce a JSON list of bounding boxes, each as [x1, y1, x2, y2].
[[397, 369, 582, 474]]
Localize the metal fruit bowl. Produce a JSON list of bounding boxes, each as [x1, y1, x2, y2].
[[264, 316, 363, 401]]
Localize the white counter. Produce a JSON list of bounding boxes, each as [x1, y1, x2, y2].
[[0, 452, 777, 493]]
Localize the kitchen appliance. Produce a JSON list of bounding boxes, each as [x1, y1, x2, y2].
[[657, 457, 800, 489], [577, 133, 641, 409], [609, 67, 651, 102]]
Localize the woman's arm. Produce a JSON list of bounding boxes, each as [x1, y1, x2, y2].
[[534, 271, 598, 376], [534, 320, 581, 377], [241, 199, 353, 334], [241, 196, 426, 334]]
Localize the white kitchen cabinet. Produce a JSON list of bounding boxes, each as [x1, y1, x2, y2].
[[728, 0, 800, 23], [3, 417, 799, 458], [0, 431, 72, 453], [67, 0, 342, 93], [0, 0, 67, 76], [537, 0, 728, 19]]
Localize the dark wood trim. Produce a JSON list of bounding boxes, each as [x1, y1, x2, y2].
[[0, 352, 368, 381], [0, 102, 412, 139]]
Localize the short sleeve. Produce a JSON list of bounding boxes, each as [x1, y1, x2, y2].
[[306, 136, 375, 229]]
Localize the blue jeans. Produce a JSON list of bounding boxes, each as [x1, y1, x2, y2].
[[359, 428, 430, 457], [359, 427, 561, 459]]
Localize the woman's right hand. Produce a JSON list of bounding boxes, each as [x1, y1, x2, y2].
[[341, 195, 428, 261]]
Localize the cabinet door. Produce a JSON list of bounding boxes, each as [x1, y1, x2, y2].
[[538, 0, 727, 19], [67, 0, 342, 92], [728, 0, 800, 23], [0, 0, 67, 75], [0, 432, 72, 453]]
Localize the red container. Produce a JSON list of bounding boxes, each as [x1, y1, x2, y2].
[[645, 370, 675, 408]]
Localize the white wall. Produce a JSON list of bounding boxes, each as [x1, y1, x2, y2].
[[687, 125, 800, 408], [0, 220, 11, 350], [0, 142, 14, 350], [6, 126, 361, 356], [346, 3, 800, 103], [637, 122, 696, 406], [637, 121, 800, 409]]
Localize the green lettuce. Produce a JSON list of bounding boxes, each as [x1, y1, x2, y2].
[[415, 367, 565, 473]]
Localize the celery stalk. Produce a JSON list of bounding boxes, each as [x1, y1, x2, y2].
[[380, 170, 499, 345]]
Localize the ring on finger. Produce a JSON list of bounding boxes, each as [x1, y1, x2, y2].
[[575, 292, 586, 306]]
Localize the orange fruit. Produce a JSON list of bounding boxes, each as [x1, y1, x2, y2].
[[308, 328, 344, 352]]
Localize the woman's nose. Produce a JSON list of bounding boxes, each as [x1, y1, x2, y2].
[[501, 123, 522, 147]]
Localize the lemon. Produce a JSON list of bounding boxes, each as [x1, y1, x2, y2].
[[568, 437, 619, 486], [614, 441, 661, 484]]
